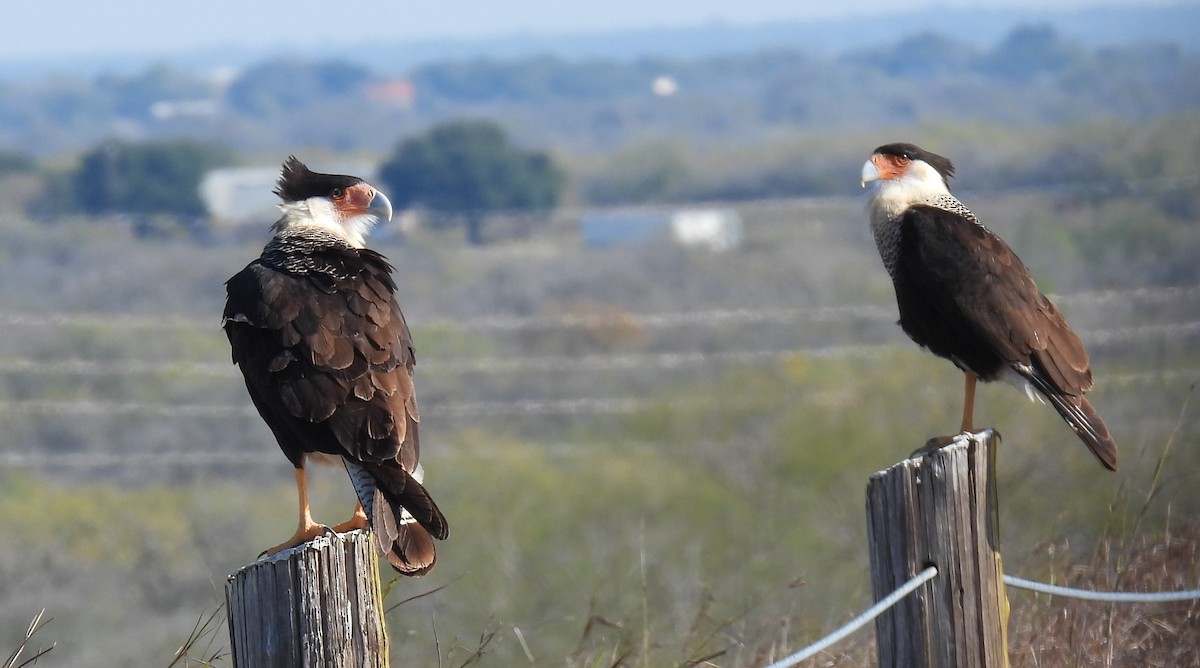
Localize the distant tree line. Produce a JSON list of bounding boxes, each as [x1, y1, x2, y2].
[[15, 120, 564, 243], [0, 21, 1197, 243], [0, 24, 1197, 158], [5, 105, 1199, 248]]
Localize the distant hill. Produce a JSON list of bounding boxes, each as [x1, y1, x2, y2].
[[357, 4, 1200, 69], [2, 16, 1198, 159], [1, 4, 1196, 79]]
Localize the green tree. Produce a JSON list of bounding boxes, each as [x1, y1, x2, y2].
[[379, 119, 564, 245], [71, 139, 233, 219]]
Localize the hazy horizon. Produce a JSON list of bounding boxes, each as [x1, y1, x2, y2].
[[3, 0, 1182, 63]]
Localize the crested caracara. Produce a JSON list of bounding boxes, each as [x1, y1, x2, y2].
[[224, 157, 448, 574], [861, 142, 1117, 471]]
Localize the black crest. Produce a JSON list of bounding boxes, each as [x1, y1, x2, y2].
[[274, 156, 363, 203], [873, 143, 956, 182]]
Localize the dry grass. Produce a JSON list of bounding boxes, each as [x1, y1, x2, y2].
[[1010, 525, 1200, 668], [8, 521, 1195, 668], [2, 609, 53, 668], [719, 524, 1200, 668], [166, 605, 226, 668]]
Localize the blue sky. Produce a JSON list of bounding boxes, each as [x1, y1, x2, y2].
[[2, 0, 1167, 61]]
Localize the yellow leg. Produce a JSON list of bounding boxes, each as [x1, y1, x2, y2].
[[262, 461, 330, 557], [913, 371, 980, 458], [961, 372, 977, 433], [332, 501, 369, 533]]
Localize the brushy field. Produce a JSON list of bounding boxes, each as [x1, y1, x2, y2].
[[2, 115, 1199, 665], [1, 351, 1196, 666]]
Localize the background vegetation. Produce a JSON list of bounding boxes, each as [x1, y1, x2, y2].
[[0, 11, 1198, 667], [379, 119, 564, 245]]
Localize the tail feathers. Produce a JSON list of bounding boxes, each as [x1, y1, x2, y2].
[[343, 459, 449, 576], [372, 492, 438, 576], [1025, 374, 1118, 471]]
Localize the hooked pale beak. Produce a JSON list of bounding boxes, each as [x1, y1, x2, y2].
[[368, 190, 393, 222], [861, 159, 880, 188]]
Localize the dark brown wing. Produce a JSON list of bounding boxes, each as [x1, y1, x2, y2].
[[892, 205, 1116, 470], [893, 205, 1091, 393], [223, 250, 417, 462], [223, 247, 448, 548]]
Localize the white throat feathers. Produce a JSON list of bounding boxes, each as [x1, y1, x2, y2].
[[274, 197, 377, 248], [865, 158, 977, 278]]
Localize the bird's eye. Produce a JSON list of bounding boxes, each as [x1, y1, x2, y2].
[[331, 187, 345, 199]]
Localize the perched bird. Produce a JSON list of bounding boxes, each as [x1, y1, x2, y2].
[[223, 157, 448, 574], [861, 143, 1117, 471]]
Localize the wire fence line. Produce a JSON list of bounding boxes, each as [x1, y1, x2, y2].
[[0, 358, 235, 377], [0, 445, 604, 471], [1084, 319, 1200, 346], [2, 282, 1200, 334], [4, 370, 1197, 421], [0, 303, 894, 333], [0, 312, 208, 330], [762, 565, 1200, 668], [1003, 575, 1200, 603], [0, 362, 1194, 421], [0, 400, 260, 418], [424, 304, 895, 332], [763, 566, 940, 668], [0, 405, 1191, 473], [1058, 283, 1200, 308], [0, 392, 850, 420], [0, 398, 613, 420], [0, 450, 279, 470], [2, 326, 1199, 382], [0, 344, 898, 378]]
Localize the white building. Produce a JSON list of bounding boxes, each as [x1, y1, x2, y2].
[[201, 163, 376, 228], [580, 207, 742, 251], [669, 208, 743, 252]]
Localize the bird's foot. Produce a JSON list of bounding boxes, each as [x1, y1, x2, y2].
[[331, 506, 369, 533], [260, 522, 333, 558], [909, 429, 1000, 460], [909, 431, 974, 459]]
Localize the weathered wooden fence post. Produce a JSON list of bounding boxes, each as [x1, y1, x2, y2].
[[865, 430, 1009, 668], [226, 529, 390, 668]]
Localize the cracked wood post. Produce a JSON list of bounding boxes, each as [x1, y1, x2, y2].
[[226, 529, 390, 668], [865, 430, 1010, 668]]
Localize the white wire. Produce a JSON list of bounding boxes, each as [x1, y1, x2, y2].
[[3, 343, 1198, 381], [0, 345, 891, 377], [763, 566, 938, 668], [3, 282, 1200, 333], [1004, 575, 1200, 603], [0, 451, 278, 469], [0, 400, 258, 418], [423, 304, 895, 332], [762, 570, 1200, 668]]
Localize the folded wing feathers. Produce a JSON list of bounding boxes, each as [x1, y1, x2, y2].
[[975, 229, 1115, 469], [894, 205, 1116, 471], [224, 244, 446, 574]]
